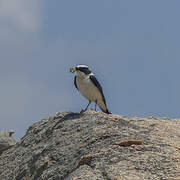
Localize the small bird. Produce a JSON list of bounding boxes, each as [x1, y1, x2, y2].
[[70, 65, 111, 114]]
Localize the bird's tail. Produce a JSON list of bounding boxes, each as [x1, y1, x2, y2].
[[98, 100, 111, 114], [101, 108, 111, 114]]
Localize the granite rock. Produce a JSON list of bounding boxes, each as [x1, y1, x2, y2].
[[0, 110, 179, 180], [0, 130, 16, 155]]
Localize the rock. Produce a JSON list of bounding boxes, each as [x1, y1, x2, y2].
[[0, 130, 17, 155], [0, 110, 179, 179]]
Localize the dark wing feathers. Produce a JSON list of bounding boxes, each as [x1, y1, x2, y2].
[[74, 76, 78, 90], [90, 75, 107, 106]]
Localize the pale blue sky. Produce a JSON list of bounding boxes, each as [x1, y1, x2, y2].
[[1, 0, 180, 140]]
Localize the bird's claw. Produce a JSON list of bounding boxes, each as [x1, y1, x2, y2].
[[80, 109, 86, 113]]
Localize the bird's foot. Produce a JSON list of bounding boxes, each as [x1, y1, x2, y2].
[[90, 108, 96, 111], [80, 109, 87, 113]]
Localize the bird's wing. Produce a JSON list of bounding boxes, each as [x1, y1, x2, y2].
[[90, 75, 106, 106], [74, 76, 79, 90]]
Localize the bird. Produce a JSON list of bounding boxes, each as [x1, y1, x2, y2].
[[70, 65, 111, 114]]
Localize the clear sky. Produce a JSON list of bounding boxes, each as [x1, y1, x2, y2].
[[1, 0, 180, 140]]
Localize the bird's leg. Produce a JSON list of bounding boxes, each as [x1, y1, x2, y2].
[[85, 101, 91, 110], [80, 101, 91, 113], [95, 100, 97, 111]]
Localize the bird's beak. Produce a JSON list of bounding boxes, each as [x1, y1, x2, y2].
[[70, 67, 76, 73]]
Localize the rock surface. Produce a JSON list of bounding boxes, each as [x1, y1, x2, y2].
[[0, 130, 16, 155], [0, 110, 180, 180]]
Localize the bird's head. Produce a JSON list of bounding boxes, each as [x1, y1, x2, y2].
[[70, 65, 92, 77]]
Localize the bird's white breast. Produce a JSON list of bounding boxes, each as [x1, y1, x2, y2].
[[76, 76, 101, 102]]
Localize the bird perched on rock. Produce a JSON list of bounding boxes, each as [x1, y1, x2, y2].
[[70, 65, 111, 114]]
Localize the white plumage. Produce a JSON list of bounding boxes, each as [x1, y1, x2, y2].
[[70, 65, 111, 114], [76, 73, 107, 111]]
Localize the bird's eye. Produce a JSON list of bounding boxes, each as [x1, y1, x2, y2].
[[77, 67, 91, 74]]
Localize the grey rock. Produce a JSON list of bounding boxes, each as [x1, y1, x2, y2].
[[0, 110, 179, 180], [0, 130, 17, 155]]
